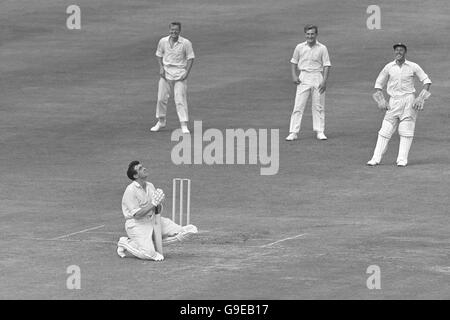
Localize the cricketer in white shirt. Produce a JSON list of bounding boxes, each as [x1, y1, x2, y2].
[[286, 25, 332, 141], [368, 43, 432, 167], [117, 161, 198, 260], [151, 22, 195, 134]]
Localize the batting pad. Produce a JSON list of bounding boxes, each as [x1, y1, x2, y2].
[[378, 120, 396, 139], [398, 120, 415, 137], [162, 235, 179, 245]]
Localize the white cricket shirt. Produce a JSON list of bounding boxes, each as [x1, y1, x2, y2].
[[122, 181, 157, 221], [375, 60, 432, 98], [156, 36, 195, 80], [290, 41, 331, 73]]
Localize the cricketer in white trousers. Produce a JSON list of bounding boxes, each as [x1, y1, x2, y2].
[[121, 213, 184, 260], [290, 71, 326, 133], [156, 77, 188, 123], [370, 94, 419, 166], [154, 34, 195, 126], [118, 180, 196, 260], [369, 58, 432, 166]]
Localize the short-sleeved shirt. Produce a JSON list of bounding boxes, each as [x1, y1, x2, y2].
[[122, 181, 157, 222], [290, 41, 331, 73], [156, 35, 195, 80], [374, 60, 432, 98]]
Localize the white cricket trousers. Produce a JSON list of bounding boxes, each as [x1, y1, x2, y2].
[[156, 78, 189, 122], [125, 215, 183, 255], [289, 71, 325, 133]]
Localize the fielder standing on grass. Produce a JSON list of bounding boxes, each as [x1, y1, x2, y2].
[[286, 24, 331, 141], [368, 43, 432, 167], [117, 161, 198, 261], [150, 22, 195, 134]]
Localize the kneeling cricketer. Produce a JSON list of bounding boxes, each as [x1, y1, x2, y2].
[[117, 161, 198, 261]]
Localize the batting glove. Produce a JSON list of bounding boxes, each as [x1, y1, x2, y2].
[[151, 188, 165, 207]]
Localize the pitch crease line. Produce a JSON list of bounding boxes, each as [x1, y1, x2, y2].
[[261, 233, 307, 248], [50, 225, 105, 240]]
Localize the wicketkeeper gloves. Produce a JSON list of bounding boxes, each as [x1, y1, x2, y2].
[[413, 89, 431, 111], [372, 91, 389, 110]]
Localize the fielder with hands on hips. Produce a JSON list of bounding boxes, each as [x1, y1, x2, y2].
[[368, 43, 432, 167], [150, 22, 195, 134], [117, 161, 198, 261], [286, 24, 331, 141]]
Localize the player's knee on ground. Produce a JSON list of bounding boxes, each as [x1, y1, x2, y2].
[[120, 242, 154, 260], [398, 119, 415, 137], [378, 120, 396, 139]]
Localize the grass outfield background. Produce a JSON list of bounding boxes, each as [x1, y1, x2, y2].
[[0, 0, 449, 299]]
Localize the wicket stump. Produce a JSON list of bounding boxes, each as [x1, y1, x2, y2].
[[172, 178, 191, 226]]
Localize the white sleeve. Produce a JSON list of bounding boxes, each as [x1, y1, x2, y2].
[[414, 63, 432, 84], [322, 46, 331, 67], [290, 46, 300, 64], [374, 64, 389, 89], [155, 38, 164, 58], [121, 187, 140, 219], [184, 40, 195, 60]]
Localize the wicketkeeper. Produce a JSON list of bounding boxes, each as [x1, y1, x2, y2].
[[117, 161, 198, 261], [368, 43, 432, 167]]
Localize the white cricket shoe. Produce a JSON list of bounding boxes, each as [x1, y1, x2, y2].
[[176, 224, 198, 241], [163, 225, 198, 245], [367, 159, 380, 166], [117, 237, 128, 258], [117, 246, 126, 258], [181, 124, 190, 134], [285, 132, 298, 141], [397, 160, 408, 167], [151, 252, 164, 261], [316, 132, 327, 140], [150, 120, 166, 132]]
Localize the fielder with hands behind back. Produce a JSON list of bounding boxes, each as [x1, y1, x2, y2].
[[151, 22, 195, 134], [286, 24, 331, 141], [368, 43, 432, 167], [117, 161, 198, 261]]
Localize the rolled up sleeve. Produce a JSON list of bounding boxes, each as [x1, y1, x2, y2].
[[185, 40, 195, 60], [290, 46, 300, 64], [414, 64, 432, 84], [322, 47, 331, 67], [122, 188, 140, 219], [155, 39, 164, 58], [375, 65, 389, 89]]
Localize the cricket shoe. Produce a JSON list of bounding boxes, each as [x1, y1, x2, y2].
[[396, 160, 408, 167], [150, 120, 166, 132], [117, 246, 126, 258], [181, 124, 190, 134], [316, 132, 327, 140], [177, 224, 198, 241], [117, 237, 128, 258], [366, 159, 380, 166], [163, 225, 198, 245], [285, 132, 298, 141], [146, 252, 164, 261]]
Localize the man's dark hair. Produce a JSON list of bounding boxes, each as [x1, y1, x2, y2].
[[304, 24, 318, 34], [127, 160, 140, 180], [170, 22, 182, 30], [393, 43, 407, 52]]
